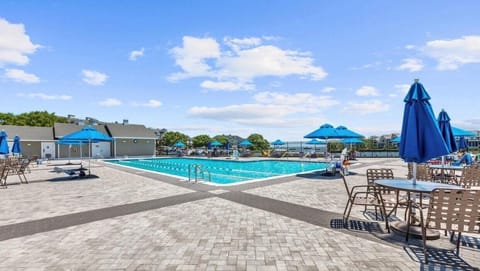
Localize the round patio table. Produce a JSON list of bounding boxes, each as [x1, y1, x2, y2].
[[428, 164, 465, 184], [374, 179, 462, 240]]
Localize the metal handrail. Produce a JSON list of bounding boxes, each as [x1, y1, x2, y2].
[[188, 164, 211, 183]]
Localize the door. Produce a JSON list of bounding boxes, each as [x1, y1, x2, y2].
[[92, 141, 111, 158], [41, 142, 56, 159]]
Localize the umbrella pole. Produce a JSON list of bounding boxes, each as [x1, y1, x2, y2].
[[412, 163, 417, 185]]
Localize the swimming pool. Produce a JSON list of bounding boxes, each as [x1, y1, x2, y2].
[[106, 158, 330, 185]]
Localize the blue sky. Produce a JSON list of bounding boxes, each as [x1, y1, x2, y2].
[[1, 1, 480, 141]]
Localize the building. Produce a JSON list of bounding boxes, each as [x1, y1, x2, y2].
[[0, 125, 55, 159], [106, 123, 158, 157]]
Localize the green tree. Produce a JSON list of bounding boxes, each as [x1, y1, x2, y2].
[[161, 131, 189, 147], [0, 111, 68, 126], [247, 133, 270, 151], [192, 134, 211, 148], [213, 135, 229, 145]]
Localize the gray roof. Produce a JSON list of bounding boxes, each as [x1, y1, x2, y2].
[[0, 125, 54, 141], [54, 123, 110, 139], [105, 123, 157, 139]]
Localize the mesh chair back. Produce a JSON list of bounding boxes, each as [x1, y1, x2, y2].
[[459, 164, 480, 188]]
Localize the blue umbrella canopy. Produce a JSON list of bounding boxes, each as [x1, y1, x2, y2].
[[0, 130, 9, 155], [61, 125, 113, 142], [11, 135, 22, 154], [271, 139, 285, 146], [437, 109, 457, 154], [391, 137, 401, 143], [210, 140, 222, 147], [335, 126, 364, 138], [304, 123, 340, 139], [174, 141, 186, 147], [239, 139, 252, 147], [451, 126, 476, 137], [306, 139, 325, 145], [399, 80, 450, 165], [457, 136, 468, 150]]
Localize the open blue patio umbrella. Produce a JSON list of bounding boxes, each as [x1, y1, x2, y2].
[[399, 79, 450, 184], [11, 135, 22, 155], [61, 125, 113, 174], [174, 141, 186, 148], [335, 126, 364, 138], [210, 140, 222, 147], [305, 123, 345, 153], [0, 130, 9, 155], [391, 137, 401, 144], [271, 139, 285, 146], [306, 138, 325, 153], [239, 139, 252, 147], [451, 126, 475, 137], [457, 136, 468, 150]]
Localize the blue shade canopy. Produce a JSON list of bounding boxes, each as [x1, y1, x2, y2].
[[239, 139, 252, 147], [342, 138, 364, 145], [451, 126, 476, 137], [437, 110, 457, 154], [210, 140, 222, 147], [0, 130, 9, 155], [174, 141, 186, 147], [61, 125, 113, 142], [271, 139, 285, 145], [11, 135, 22, 154], [391, 137, 401, 143], [399, 80, 450, 163], [304, 123, 340, 139], [306, 139, 325, 145], [335, 126, 364, 138], [457, 136, 468, 150]]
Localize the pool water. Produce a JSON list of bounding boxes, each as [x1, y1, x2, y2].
[[106, 158, 329, 185]]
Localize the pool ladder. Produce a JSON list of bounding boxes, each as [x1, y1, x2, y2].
[[188, 164, 211, 183]]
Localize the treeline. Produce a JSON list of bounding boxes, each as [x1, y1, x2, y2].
[[0, 111, 68, 127]]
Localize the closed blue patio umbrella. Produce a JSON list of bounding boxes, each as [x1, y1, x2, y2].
[[0, 130, 9, 155], [437, 109, 457, 154], [11, 135, 22, 155], [399, 79, 450, 184], [457, 136, 468, 150]]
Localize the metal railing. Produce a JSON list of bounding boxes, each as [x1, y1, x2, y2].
[[188, 164, 211, 183]]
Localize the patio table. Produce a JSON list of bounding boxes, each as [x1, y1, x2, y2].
[[375, 179, 462, 240], [428, 164, 465, 184]]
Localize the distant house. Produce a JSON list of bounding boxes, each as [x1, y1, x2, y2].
[[105, 123, 157, 157], [0, 125, 55, 159], [54, 123, 112, 159]]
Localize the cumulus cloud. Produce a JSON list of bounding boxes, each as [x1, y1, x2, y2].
[[4, 68, 39, 83], [356, 86, 379, 96], [17, 92, 72, 100], [343, 100, 390, 115], [129, 48, 144, 61], [396, 58, 424, 72], [133, 99, 162, 107], [321, 86, 335, 93], [0, 18, 41, 66], [187, 91, 338, 127], [82, 69, 108, 86], [99, 98, 121, 106], [394, 84, 410, 94], [169, 36, 327, 90], [423, 35, 480, 70]]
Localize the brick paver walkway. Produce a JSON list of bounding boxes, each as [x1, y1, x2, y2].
[[0, 158, 478, 270]]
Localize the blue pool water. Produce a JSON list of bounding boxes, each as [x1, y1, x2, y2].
[[106, 158, 329, 185]]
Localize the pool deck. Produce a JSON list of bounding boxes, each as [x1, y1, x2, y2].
[[0, 157, 478, 270]]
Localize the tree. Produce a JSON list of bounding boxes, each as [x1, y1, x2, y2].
[[213, 135, 229, 145], [0, 111, 68, 126], [247, 133, 270, 151], [160, 131, 189, 147], [192, 134, 211, 148]]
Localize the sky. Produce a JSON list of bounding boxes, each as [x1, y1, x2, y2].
[[1, 1, 480, 141]]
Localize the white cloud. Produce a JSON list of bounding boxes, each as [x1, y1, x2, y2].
[[343, 100, 390, 115], [423, 35, 480, 70], [169, 36, 327, 90], [17, 92, 72, 100], [168, 36, 221, 81], [200, 80, 254, 91], [82, 69, 108, 86], [187, 91, 338, 127], [321, 86, 335, 93], [141, 99, 162, 107], [356, 86, 379, 96], [99, 98, 121, 106], [394, 84, 410, 94], [129, 48, 144, 61], [0, 18, 41, 66], [396, 58, 424, 72], [351, 61, 382, 70], [4, 68, 39, 83]]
